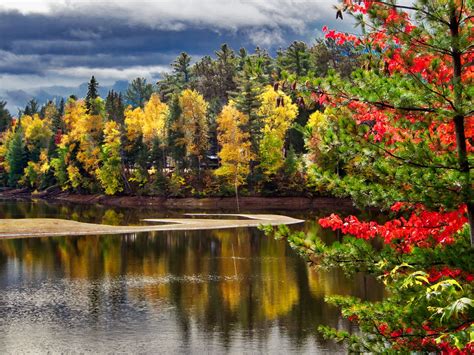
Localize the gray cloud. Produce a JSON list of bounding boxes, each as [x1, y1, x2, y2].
[[0, 0, 358, 112], [1, 1, 337, 32]]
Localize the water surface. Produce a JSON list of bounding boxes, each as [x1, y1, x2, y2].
[[0, 201, 383, 353]]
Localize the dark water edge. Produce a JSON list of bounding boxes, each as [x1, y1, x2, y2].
[[0, 201, 384, 354], [0, 188, 356, 211]]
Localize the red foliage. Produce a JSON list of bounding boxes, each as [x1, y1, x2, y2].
[[427, 266, 474, 283], [319, 205, 467, 252], [54, 129, 63, 145]]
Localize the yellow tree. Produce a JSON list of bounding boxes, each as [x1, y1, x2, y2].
[[124, 106, 145, 142], [178, 89, 209, 171], [20, 114, 53, 188], [124, 93, 169, 185], [215, 103, 253, 210], [21, 114, 53, 160], [143, 93, 169, 145], [55, 98, 104, 190], [258, 86, 298, 176], [96, 121, 123, 195], [125, 93, 169, 145]]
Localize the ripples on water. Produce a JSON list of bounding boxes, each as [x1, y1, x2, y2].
[[0, 201, 384, 353]]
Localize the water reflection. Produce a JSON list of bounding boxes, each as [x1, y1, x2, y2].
[[0, 201, 384, 353]]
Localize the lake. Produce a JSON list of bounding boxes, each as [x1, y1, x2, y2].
[[0, 200, 383, 353]]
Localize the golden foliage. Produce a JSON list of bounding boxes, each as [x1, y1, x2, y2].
[[124, 93, 169, 145], [179, 89, 209, 159], [96, 121, 123, 195], [21, 114, 53, 153], [215, 103, 253, 187], [258, 86, 298, 175]]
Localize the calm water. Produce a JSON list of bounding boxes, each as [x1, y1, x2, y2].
[[0, 201, 383, 354]]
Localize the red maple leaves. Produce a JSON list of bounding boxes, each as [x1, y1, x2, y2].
[[319, 205, 467, 252]]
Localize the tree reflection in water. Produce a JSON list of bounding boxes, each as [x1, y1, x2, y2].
[[0, 201, 384, 353]]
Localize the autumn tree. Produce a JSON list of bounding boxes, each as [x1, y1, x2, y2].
[[96, 120, 123, 195], [57, 98, 104, 190], [258, 86, 298, 177], [179, 89, 209, 173], [21, 114, 53, 161], [215, 103, 253, 208]]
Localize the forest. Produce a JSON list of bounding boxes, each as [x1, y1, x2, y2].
[[0, 38, 359, 197], [0, 0, 473, 353]]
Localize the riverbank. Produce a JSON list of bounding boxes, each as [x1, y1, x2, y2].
[[0, 188, 355, 211]]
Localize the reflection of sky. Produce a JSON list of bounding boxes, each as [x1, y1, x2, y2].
[[0, 201, 384, 352]]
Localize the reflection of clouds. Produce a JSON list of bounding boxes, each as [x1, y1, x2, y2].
[[0, 205, 383, 353]]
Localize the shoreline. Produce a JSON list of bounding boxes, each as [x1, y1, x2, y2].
[[0, 188, 356, 211]]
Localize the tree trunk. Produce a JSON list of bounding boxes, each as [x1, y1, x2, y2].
[[450, 12, 474, 246]]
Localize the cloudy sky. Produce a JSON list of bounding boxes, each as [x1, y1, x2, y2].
[[0, 0, 354, 111]]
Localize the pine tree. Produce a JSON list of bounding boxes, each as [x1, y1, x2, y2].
[[22, 99, 39, 116], [166, 94, 186, 171], [172, 52, 192, 87], [125, 78, 153, 108], [106, 90, 125, 124], [215, 44, 237, 104], [0, 101, 11, 133], [231, 60, 263, 156], [6, 126, 27, 187], [280, 41, 310, 77], [85, 75, 99, 113]]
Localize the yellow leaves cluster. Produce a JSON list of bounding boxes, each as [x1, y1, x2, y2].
[[215, 103, 253, 187], [61, 99, 104, 178], [22, 150, 50, 188], [258, 86, 298, 140], [96, 121, 123, 195], [179, 89, 209, 158], [258, 86, 298, 175], [124, 93, 169, 145], [21, 114, 53, 152]]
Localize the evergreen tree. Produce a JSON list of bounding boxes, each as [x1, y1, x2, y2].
[[85, 75, 99, 113], [166, 94, 186, 170], [125, 78, 153, 108], [106, 90, 125, 124], [6, 126, 27, 187], [215, 44, 237, 104], [22, 99, 39, 116], [231, 60, 263, 155], [280, 41, 311, 77], [192, 55, 220, 102], [0, 101, 11, 133], [237, 48, 248, 71], [172, 52, 192, 87]]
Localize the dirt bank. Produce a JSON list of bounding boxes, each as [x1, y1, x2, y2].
[[0, 188, 355, 211]]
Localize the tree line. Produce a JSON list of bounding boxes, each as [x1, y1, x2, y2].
[[0, 39, 360, 197]]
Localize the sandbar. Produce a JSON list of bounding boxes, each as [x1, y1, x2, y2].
[[0, 214, 304, 239]]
